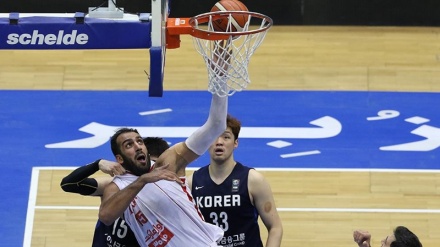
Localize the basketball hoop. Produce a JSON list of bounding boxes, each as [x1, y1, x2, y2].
[[188, 11, 273, 97]]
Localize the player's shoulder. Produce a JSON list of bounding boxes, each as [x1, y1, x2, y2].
[[193, 164, 210, 175], [233, 162, 264, 184], [247, 167, 265, 183], [235, 162, 257, 173], [235, 161, 251, 169]]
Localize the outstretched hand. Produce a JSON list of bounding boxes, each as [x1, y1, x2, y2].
[[353, 230, 371, 247], [98, 160, 126, 177], [140, 164, 183, 185]]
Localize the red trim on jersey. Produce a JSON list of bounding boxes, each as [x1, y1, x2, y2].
[[180, 177, 205, 220]]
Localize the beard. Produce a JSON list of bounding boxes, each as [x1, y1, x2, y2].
[[120, 153, 151, 176]]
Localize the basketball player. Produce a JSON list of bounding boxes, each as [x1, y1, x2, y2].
[[188, 114, 283, 247], [60, 137, 170, 247], [353, 226, 422, 247], [98, 91, 228, 246]]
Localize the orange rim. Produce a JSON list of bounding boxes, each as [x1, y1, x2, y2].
[[188, 11, 273, 40]]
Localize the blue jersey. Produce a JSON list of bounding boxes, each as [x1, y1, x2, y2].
[[191, 162, 263, 247], [92, 218, 139, 247]]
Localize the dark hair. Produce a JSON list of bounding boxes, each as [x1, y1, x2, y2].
[[391, 226, 422, 247], [110, 128, 140, 156], [227, 114, 241, 140], [143, 137, 169, 158]]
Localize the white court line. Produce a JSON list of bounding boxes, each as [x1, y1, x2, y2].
[[36, 205, 99, 210], [281, 150, 321, 158], [35, 166, 440, 173], [34, 205, 440, 214], [277, 208, 440, 213], [23, 167, 40, 247], [25, 166, 440, 246], [139, 108, 172, 116]]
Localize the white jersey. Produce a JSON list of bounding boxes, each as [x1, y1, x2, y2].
[[113, 174, 223, 247]]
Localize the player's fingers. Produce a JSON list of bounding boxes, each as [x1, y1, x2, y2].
[[170, 171, 183, 184], [174, 176, 183, 185], [361, 241, 369, 247], [162, 171, 183, 184], [114, 166, 125, 175]]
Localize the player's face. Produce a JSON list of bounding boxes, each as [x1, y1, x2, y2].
[[116, 132, 151, 176], [209, 127, 238, 163], [380, 234, 395, 247]]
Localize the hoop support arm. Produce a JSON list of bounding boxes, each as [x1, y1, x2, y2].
[[166, 17, 192, 49]]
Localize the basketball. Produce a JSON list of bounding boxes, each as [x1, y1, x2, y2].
[[210, 0, 249, 32]]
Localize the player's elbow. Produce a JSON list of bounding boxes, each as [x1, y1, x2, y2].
[[60, 178, 73, 193], [99, 210, 114, 226], [98, 208, 115, 226], [99, 217, 113, 226], [269, 222, 284, 241], [60, 178, 98, 195]]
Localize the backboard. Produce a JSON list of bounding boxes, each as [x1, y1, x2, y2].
[[0, 1, 170, 97], [149, 0, 168, 97]]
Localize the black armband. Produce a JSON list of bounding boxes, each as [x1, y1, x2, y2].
[[60, 159, 101, 195]]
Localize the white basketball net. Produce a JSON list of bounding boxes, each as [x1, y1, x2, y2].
[[191, 12, 272, 97]]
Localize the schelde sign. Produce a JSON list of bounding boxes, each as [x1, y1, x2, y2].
[[6, 30, 88, 45]]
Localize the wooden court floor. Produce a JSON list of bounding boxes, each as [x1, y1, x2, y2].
[[32, 168, 440, 247], [2, 26, 440, 247]]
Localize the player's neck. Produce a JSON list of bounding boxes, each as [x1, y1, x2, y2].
[[209, 158, 236, 182]]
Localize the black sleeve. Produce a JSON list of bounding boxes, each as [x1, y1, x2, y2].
[[60, 159, 101, 195]]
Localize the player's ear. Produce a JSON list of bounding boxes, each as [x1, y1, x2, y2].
[[115, 154, 124, 164], [234, 138, 239, 148]]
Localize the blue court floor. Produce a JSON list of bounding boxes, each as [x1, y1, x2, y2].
[[1, 90, 439, 246]]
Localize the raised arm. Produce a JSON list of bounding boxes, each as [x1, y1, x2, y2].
[[155, 93, 228, 176]]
